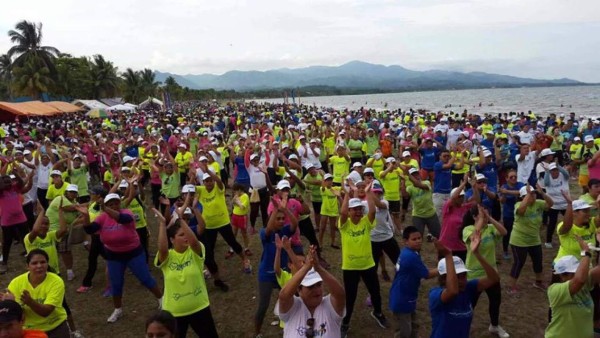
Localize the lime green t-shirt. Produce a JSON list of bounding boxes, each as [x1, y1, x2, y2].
[[320, 187, 341, 217], [339, 216, 376, 270], [69, 166, 89, 197], [276, 270, 292, 287], [46, 182, 67, 201], [510, 200, 548, 247], [463, 225, 500, 279], [24, 231, 61, 274], [545, 277, 593, 338], [554, 219, 597, 263], [160, 172, 181, 199], [406, 181, 436, 218], [45, 196, 79, 232], [329, 155, 349, 184], [579, 193, 598, 218], [347, 139, 363, 159], [380, 169, 401, 202], [366, 158, 385, 180], [196, 185, 230, 229], [155, 245, 210, 317], [233, 193, 250, 216], [124, 197, 147, 229], [303, 173, 323, 202], [8, 272, 67, 332], [175, 152, 193, 173]]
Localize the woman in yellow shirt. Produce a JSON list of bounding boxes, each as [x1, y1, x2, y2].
[[5, 249, 70, 337]]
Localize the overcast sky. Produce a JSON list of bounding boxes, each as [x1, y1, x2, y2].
[[1, 0, 599, 82]]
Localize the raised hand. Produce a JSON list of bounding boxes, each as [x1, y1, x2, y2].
[[433, 238, 451, 257], [470, 231, 482, 253]]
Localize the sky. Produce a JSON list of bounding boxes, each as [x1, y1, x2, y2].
[[1, 0, 599, 82]]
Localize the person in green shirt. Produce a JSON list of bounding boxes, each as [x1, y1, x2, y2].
[[580, 178, 600, 218], [68, 154, 90, 203], [545, 239, 600, 338], [155, 152, 181, 205], [401, 167, 441, 238], [303, 165, 323, 229], [329, 146, 350, 186], [338, 185, 388, 336], [508, 184, 553, 293], [555, 197, 600, 265], [380, 157, 403, 231], [346, 131, 364, 164], [462, 205, 509, 338]]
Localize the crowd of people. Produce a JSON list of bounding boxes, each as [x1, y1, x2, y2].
[[0, 103, 599, 338]]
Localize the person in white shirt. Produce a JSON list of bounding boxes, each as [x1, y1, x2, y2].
[[542, 163, 570, 249], [517, 124, 534, 145], [446, 121, 463, 148], [515, 144, 538, 185], [278, 247, 346, 338]]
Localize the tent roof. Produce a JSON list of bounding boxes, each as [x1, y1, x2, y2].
[[71, 99, 109, 110], [0, 101, 61, 116], [139, 97, 164, 108], [100, 98, 124, 107], [45, 101, 84, 113]]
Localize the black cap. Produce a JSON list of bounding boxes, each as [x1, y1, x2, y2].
[[0, 300, 23, 323]]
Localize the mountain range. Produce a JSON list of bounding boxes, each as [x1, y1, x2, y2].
[[154, 60, 583, 92]]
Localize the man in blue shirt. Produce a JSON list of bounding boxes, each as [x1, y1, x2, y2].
[[433, 149, 464, 221], [419, 138, 442, 182], [390, 226, 439, 338]]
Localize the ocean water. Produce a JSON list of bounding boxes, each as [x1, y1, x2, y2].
[[256, 85, 600, 117]]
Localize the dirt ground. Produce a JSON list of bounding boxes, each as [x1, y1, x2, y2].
[[1, 185, 582, 338]]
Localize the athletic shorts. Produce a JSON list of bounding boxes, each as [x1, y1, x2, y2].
[[57, 233, 71, 253], [231, 214, 247, 230], [388, 200, 401, 213], [312, 201, 322, 214]]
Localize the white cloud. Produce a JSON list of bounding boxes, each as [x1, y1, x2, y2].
[[0, 0, 599, 81]]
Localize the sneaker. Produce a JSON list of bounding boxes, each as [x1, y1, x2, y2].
[[102, 287, 112, 298], [107, 308, 123, 323], [365, 296, 372, 307], [340, 324, 349, 338], [370, 311, 388, 328], [489, 325, 510, 338], [533, 281, 548, 291], [507, 286, 519, 296], [244, 248, 253, 257], [544, 242, 553, 249], [225, 250, 235, 259], [214, 279, 230, 292], [67, 270, 75, 281], [503, 252, 511, 260], [71, 330, 85, 338], [76, 286, 93, 293], [243, 260, 253, 274]]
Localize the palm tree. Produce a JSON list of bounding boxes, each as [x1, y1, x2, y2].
[[121, 68, 142, 103], [0, 54, 13, 99], [7, 20, 60, 74], [12, 57, 54, 99], [140, 68, 159, 98], [90, 55, 119, 99]]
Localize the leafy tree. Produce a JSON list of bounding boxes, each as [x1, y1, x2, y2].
[[53, 54, 93, 99], [0, 54, 12, 99], [140, 68, 159, 98], [90, 55, 119, 99], [7, 20, 60, 75], [121, 68, 142, 103], [12, 57, 54, 99]]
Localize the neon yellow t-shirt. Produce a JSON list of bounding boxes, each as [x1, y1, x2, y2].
[[451, 151, 470, 174], [24, 231, 61, 274], [339, 216, 376, 270], [124, 197, 146, 229], [233, 193, 250, 216], [8, 272, 67, 332], [510, 200, 547, 247], [407, 181, 436, 218], [329, 155, 349, 184], [380, 169, 401, 202], [554, 219, 598, 263], [366, 158, 385, 180], [196, 185, 230, 229], [155, 245, 209, 316], [45, 182, 67, 201], [320, 187, 341, 217], [175, 152, 193, 173]]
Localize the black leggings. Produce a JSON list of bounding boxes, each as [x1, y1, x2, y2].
[[371, 238, 400, 266], [151, 183, 162, 209], [299, 217, 320, 251], [402, 196, 411, 212], [546, 209, 565, 243], [502, 218, 514, 253], [37, 188, 49, 210], [22, 202, 35, 231], [201, 224, 243, 275], [176, 306, 219, 338], [1, 223, 27, 265], [82, 234, 105, 287], [472, 282, 502, 326], [510, 244, 543, 279], [343, 266, 382, 326], [250, 188, 270, 228], [137, 227, 149, 263]]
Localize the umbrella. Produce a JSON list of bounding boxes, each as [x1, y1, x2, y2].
[[86, 108, 112, 118]]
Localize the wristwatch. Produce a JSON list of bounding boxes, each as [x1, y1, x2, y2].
[[581, 251, 592, 258]]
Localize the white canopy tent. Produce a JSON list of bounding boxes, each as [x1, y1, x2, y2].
[[71, 99, 109, 110], [139, 97, 164, 110], [107, 104, 136, 113]]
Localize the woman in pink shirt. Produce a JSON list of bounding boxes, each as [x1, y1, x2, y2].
[[438, 178, 473, 262], [0, 173, 29, 273], [81, 193, 162, 323]]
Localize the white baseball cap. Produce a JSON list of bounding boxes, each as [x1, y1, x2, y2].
[[402, 151, 411, 158], [482, 150, 493, 157], [540, 148, 555, 157], [553, 255, 580, 274], [66, 184, 79, 192], [352, 162, 363, 168], [574, 137, 581, 142], [118, 180, 129, 189], [50, 170, 62, 177], [385, 157, 396, 164], [548, 163, 558, 170], [363, 168, 374, 174], [122, 156, 134, 163], [572, 199, 592, 211], [202, 173, 212, 180], [178, 143, 187, 149], [288, 154, 299, 160], [475, 173, 487, 181], [348, 198, 364, 209], [323, 173, 333, 180], [199, 156, 208, 162], [301, 268, 323, 287], [182, 184, 196, 193], [104, 193, 121, 204], [250, 154, 259, 161], [451, 187, 465, 196], [437, 256, 470, 275], [584, 135, 594, 143], [519, 186, 532, 197], [408, 168, 419, 175], [276, 180, 291, 190], [121, 166, 131, 172]]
